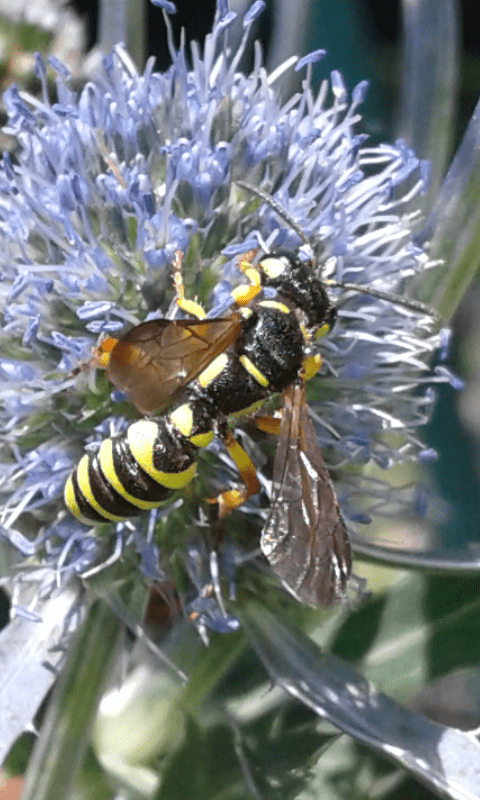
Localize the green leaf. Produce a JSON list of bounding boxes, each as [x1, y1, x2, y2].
[[334, 572, 480, 703], [0, 583, 83, 765], [239, 598, 480, 800]]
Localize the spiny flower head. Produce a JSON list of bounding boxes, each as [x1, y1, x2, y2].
[[0, 0, 449, 622]]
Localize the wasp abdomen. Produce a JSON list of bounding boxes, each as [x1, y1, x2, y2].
[[65, 415, 205, 524]]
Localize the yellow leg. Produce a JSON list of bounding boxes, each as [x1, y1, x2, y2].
[[70, 335, 118, 376], [214, 486, 249, 519], [223, 432, 260, 497], [299, 353, 322, 381], [171, 250, 206, 319], [254, 415, 282, 435], [92, 336, 118, 369], [231, 249, 262, 306], [86, 250, 207, 375], [207, 432, 260, 519]]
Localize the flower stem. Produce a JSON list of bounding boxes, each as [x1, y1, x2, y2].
[[99, 0, 146, 66]]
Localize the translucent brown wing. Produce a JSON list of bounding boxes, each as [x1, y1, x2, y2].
[[106, 314, 242, 415], [261, 382, 351, 606]]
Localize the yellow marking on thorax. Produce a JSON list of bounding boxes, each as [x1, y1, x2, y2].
[[127, 420, 196, 489], [170, 404, 214, 448], [197, 353, 229, 388], [258, 299, 290, 315], [190, 430, 214, 448], [228, 398, 265, 418], [170, 404, 194, 437], [239, 355, 269, 387], [259, 256, 287, 279]]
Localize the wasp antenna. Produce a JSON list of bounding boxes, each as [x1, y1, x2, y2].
[[327, 279, 438, 318], [236, 181, 308, 245]]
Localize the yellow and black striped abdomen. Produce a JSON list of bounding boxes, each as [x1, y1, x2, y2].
[[65, 416, 201, 524]]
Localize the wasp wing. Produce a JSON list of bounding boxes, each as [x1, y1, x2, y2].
[[106, 315, 242, 415], [261, 383, 351, 606]]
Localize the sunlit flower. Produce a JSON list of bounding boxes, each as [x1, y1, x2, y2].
[[0, 0, 451, 624]]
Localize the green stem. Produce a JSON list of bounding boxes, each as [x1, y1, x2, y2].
[[98, 0, 146, 67]]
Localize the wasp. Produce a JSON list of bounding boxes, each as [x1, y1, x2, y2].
[[65, 244, 353, 607]]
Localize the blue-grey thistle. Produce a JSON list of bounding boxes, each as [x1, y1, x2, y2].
[[0, 0, 450, 622]]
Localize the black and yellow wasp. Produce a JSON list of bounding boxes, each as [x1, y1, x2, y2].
[[65, 247, 352, 607]]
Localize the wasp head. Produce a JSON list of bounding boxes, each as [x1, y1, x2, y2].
[[257, 252, 336, 335]]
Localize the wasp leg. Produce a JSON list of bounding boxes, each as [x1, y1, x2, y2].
[[68, 334, 119, 377], [171, 250, 206, 319], [204, 433, 259, 600], [253, 352, 322, 433], [299, 353, 322, 381], [93, 335, 118, 368], [81, 250, 208, 377], [254, 352, 323, 434], [207, 431, 260, 521], [254, 415, 282, 435], [231, 248, 263, 306]]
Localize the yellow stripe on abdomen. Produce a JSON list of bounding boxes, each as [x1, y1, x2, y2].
[[64, 473, 92, 524], [127, 420, 196, 489], [98, 438, 164, 510], [74, 454, 126, 522]]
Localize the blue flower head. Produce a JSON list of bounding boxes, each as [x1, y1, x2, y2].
[[0, 0, 448, 620]]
